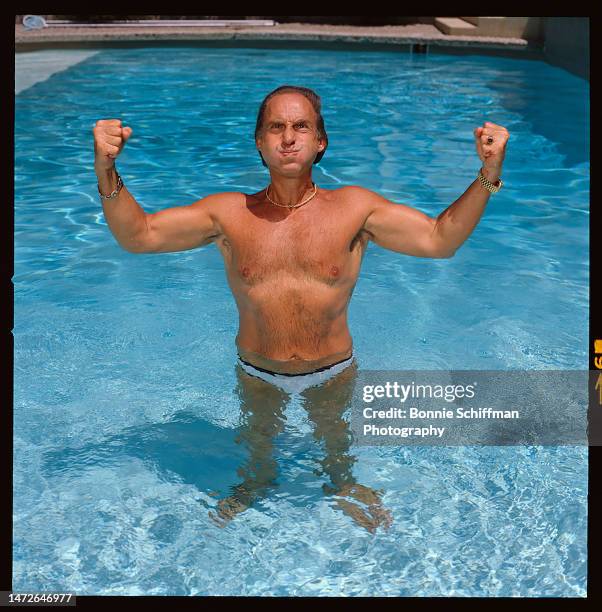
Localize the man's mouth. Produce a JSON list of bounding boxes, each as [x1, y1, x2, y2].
[[279, 149, 300, 155]]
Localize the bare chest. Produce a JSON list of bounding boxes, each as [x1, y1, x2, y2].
[[217, 206, 366, 286]]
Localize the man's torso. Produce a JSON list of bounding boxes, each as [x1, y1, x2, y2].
[[211, 187, 371, 374]]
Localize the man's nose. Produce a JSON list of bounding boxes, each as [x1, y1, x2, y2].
[[282, 126, 295, 145]]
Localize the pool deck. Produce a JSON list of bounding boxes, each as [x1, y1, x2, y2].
[[14, 22, 543, 94], [15, 22, 535, 52]]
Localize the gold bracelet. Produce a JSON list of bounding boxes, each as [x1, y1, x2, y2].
[[477, 168, 503, 194], [98, 170, 123, 200]]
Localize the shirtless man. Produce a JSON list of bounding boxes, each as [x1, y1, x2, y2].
[[94, 85, 508, 373], [93, 85, 508, 529]]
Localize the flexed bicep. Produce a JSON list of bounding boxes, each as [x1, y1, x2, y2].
[[353, 188, 449, 258], [140, 192, 237, 254]]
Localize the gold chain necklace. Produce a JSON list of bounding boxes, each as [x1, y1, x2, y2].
[[265, 183, 318, 209]]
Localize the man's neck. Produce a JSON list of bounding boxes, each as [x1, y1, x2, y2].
[[267, 174, 315, 206]]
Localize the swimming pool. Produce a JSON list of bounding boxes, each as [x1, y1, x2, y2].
[[14, 45, 589, 596]]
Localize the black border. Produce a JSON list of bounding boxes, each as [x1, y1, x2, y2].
[[7, 12, 594, 604]]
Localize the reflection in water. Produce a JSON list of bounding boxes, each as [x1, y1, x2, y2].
[[209, 362, 392, 534]]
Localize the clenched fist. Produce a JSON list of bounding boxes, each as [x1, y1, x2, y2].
[[474, 121, 509, 174], [93, 119, 133, 171]]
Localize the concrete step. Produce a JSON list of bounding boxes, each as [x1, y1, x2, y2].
[[434, 17, 477, 35], [459, 16, 534, 38]]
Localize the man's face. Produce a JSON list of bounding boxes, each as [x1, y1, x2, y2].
[[256, 93, 326, 175]]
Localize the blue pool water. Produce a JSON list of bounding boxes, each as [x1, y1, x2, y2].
[[14, 46, 589, 596]]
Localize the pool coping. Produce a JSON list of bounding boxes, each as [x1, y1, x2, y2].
[[15, 23, 540, 56]]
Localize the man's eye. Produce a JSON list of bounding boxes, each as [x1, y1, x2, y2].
[[295, 124, 308, 129]]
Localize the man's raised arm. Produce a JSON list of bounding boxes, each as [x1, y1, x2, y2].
[[93, 119, 224, 254], [359, 121, 509, 259]]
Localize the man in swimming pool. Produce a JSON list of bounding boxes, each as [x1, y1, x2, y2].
[[94, 85, 508, 374], [93, 85, 508, 530]]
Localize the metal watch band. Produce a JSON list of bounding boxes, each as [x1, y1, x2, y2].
[[98, 170, 123, 200], [477, 168, 503, 194]]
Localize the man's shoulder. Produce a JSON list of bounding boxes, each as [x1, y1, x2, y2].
[[330, 185, 379, 197], [189, 191, 247, 211], [328, 185, 383, 208]]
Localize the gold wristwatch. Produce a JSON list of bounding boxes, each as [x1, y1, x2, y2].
[[477, 167, 503, 194]]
